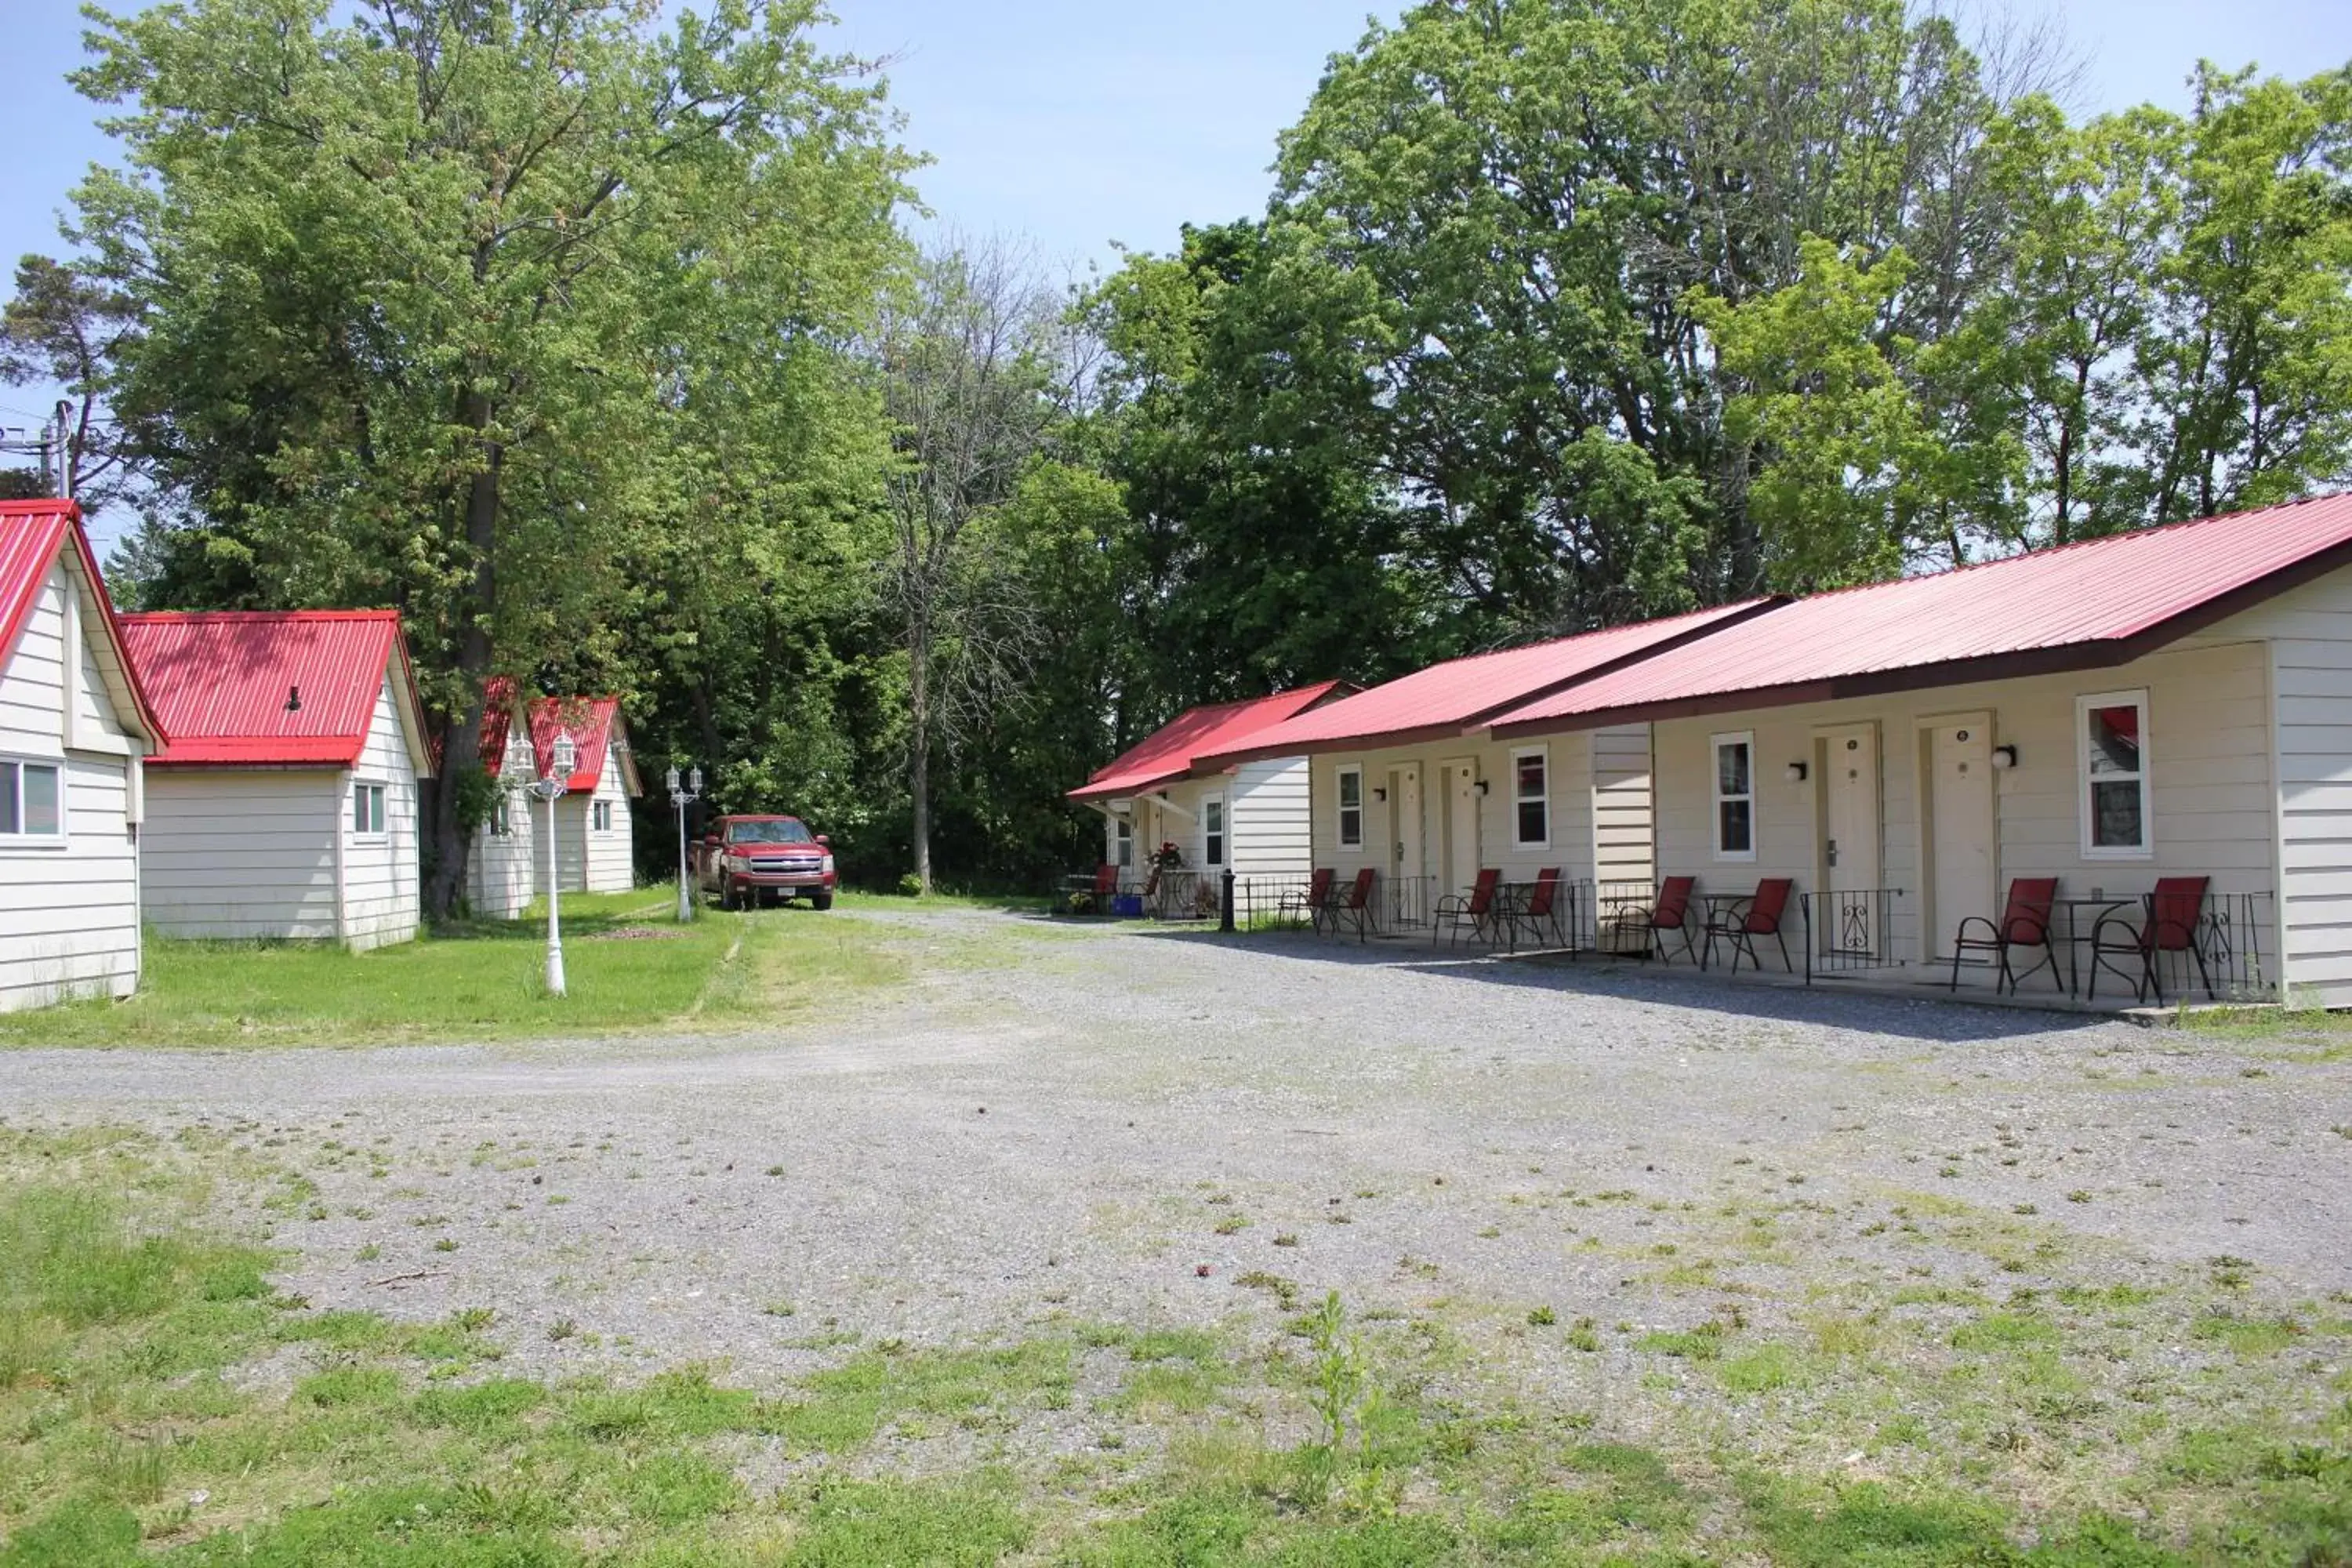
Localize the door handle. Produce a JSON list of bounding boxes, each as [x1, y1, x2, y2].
[[1827, 838, 1838, 867]]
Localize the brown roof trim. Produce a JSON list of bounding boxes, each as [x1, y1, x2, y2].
[[1200, 597, 1792, 769], [1491, 536, 2352, 738]]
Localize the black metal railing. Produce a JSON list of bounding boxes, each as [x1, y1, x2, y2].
[[1802, 887, 1907, 981], [2076, 890, 2278, 1004], [1587, 880, 1665, 958]]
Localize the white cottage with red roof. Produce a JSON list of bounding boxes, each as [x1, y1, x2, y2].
[[0, 501, 161, 1010], [1483, 495, 2352, 1004], [1069, 684, 1350, 913], [119, 610, 433, 949], [466, 681, 641, 918]]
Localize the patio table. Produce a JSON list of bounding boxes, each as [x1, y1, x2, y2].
[[1694, 892, 1752, 970], [2053, 896, 2136, 997]]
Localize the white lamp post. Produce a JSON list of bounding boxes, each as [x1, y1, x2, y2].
[[531, 731, 578, 997], [666, 763, 703, 923]]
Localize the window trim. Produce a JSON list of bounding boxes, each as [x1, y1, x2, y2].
[[351, 779, 387, 840], [592, 799, 614, 833], [1335, 765, 1364, 850], [1711, 731, 1758, 862], [0, 754, 67, 848], [2077, 688, 2153, 861], [1203, 794, 1227, 869], [1113, 816, 1134, 869], [1509, 744, 1551, 851], [490, 794, 514, 838]]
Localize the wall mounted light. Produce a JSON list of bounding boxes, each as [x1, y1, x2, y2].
[[1784, 760, 1808, 782], [1991, 744, 2019, 770], [1474, 779, 1490, 796], [1373, 786, 1388, 802]]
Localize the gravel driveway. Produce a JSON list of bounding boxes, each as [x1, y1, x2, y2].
[[2, 902, 2344, 1399]]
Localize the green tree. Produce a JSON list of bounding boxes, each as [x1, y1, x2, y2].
[[69, 0, 912, 913]]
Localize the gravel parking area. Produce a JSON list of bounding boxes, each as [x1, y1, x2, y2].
[[2, 906, 2343, 1384]]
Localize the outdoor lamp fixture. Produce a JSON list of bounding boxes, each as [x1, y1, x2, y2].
[[666, 763, 704, 924], [1373, 786, 1388, 802], [1991, 744, 2019, 771], [1474, 779, 1490, 796], [1785, 760, 1809, 782], [531, 731, 579, 997]]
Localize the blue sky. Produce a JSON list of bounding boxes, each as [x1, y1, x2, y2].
[[5, 0, 2350, 539]]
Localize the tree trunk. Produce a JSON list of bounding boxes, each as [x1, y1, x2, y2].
[[422, 392, 503, 921], [909, 608, 932, 893]]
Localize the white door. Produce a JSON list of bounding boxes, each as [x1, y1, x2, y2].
[[1440, 757, 1479, 894], [1820, 725, 1882, 954], [1929, 721, 1997, 960], [1390, 763, 1425, 923]]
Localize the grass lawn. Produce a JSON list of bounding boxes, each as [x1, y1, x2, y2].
[[0, 895, 906, 1050], [2, 1130, 2348, 1565]]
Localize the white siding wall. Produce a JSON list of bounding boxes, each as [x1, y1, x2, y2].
[[467, 717, 538, 919], [339, 675, 421, 949], [1229, 757, 1312, 878], [1644, 638, 2275, 981], [144, 771, 340, 939], [583, 745, 633, 893], [2205, 572, 2352, 1004], [1308, 731, 1606, 899], [1590, 723, 1655, 888], [0, 563, 141, 1010]]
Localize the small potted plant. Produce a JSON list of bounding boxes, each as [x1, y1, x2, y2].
[[1152, 841, 1185, 870]]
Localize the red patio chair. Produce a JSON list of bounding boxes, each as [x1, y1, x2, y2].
[[1948, 877, 2060, 995], [2089, 877, 2213, 1004], [1434, 869, 1501, 948], [1705, 877, 1795, 974], [1506, 868, 1566, 950], [1646, 876, 1700, 964], [1330, 866, 1378, 942], [1280, 868, 1336, 931]]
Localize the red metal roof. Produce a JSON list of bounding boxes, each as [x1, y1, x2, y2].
[[1197, 602, 1773, 768], [1069, 682, 1349, 802], [481, 677, 632, 794], [120, 610, 420, 768], [0, 499, 162, 742], [1490, 492, 2352, 735]]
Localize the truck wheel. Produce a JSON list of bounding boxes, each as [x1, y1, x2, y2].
[[721, 880, 741, 912], [810, 894, 833, 911]]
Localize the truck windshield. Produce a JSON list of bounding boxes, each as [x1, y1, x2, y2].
[[726, 820, 814, 845]]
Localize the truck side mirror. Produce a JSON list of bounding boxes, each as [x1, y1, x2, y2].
[[815, 834, 830, 847]]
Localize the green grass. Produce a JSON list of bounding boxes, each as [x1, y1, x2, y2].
[[0, 895, 910, 1048], [6, 1132, 2352, 1565]]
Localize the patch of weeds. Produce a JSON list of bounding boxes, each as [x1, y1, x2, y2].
[[762, 1340, 1076, 1452], [2190, 1309, 2303, 1356], [1720, 1342, 1804, 1392], [1527, 1305, 1557, 1327], [1637, 1321, 1726, 1361], [1564, 1316, 1602, 1352], [1234, 1271, 1300, 1312]]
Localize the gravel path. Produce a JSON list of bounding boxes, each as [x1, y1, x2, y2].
[[2, 903, 2344, 1398]]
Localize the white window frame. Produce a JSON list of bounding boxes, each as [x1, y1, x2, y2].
[[1203, 794, 1227, 869], [2077, 688, 2152, 860], [1336, 765, 1364, 849], [1113, 816, 1134, 869], [0, 754, 67, 847], [1711, 731, 1757, 862], [351, 780, 387, 840], [490, 794, 514, 838], [592, 799, 614, 833], [1509, 745, 1551, 851]]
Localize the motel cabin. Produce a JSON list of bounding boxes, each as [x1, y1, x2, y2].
[[0, 501, 161, 1011], [1069, 684, 1348, 915], [467, 681, 641, 917], [1481, 495, 2352, 1006], [1197, 607, 1774, 936], [121, 610, 434, 949]]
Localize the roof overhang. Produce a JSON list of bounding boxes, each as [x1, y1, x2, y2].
[[1490, 537, 2352, 739], [59, 520, 162, 748]]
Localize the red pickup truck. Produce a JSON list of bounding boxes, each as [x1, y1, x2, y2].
[[691, 815, 837, 910]]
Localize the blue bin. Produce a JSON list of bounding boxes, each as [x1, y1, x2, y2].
[[1111, 893, 1144, 918]]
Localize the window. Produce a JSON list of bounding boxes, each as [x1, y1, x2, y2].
[[1511, 746, 1549, 848], [593, 800, 614, 833], [491, 796, 513, 837], [0, 758, 62, 841], [1114, 818, 1134, 869], [1203, 797, 1226, 867], [1712, 733, 1755, 859], [351, 781, 386, 837], [1336, 767, 1363, 848], [2078, 690, 2150, 857]]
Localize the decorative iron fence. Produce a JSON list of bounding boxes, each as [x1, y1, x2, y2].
[[1587, 880, 1665, 958], [2078, 889, 2278, 1004], [1801, 887, 1906, 980]]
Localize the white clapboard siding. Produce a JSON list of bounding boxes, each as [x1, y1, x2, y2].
[[467, 715, 539, 919], [1590, 723, 1655, 888], [1229, 757, 1312, 878], [583, 742, 633, 893], [339, 674, 421, 949], [0, 564, 141, 1010], [143, 770, 341, 938], [2207, 569, 2352, 1004]]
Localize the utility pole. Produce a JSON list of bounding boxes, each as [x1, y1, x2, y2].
[[53, 401, 71, 499]]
